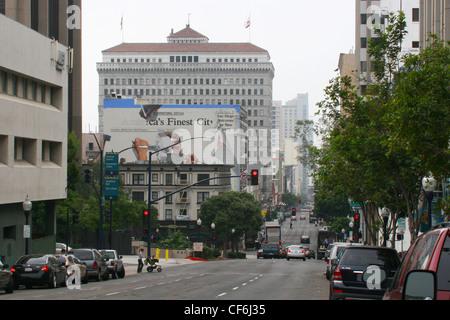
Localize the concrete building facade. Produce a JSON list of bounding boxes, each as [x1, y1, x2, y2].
[[0, 14, 70, 265], [97, 24, 275, 202]]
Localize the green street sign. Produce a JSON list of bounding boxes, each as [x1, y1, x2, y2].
[[105, 152, 119, 175], [104, 176, 119, 200]]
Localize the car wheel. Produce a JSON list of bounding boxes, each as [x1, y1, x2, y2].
[[5, 278, 14, 294], [118, 267, 125, 279], [112, 268, 118, 279], [102, 269, 109, 281], [48, 273, 57, 289]]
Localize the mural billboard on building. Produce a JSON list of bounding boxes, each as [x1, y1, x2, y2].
[[103, 99, 248, 166]]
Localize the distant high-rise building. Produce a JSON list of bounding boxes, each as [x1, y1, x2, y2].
[[355, 0, 420, 93]]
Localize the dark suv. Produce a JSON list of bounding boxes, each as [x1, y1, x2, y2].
[[69, 249, 109, 281], [383, 224, 450, 300], [329, 246, 400, 300]]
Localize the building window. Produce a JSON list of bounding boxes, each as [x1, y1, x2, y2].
[[412, 8, 419, 22], [152, 173, 158, 183], [197, 174, 210, 186], [197, 192, 210, 203], [412, 41, 420, 48], [166, 173, 173, 185], [132, 174, 145, 185], [165, 192, 172, 204], [165, 209, 173, 220], [132, 192, 144, 202]]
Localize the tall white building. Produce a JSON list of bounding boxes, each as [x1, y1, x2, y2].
[[97, 24, 275, 201], [355, 0, 421, 92]]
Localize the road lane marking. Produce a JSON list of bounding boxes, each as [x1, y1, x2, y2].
[[106, 291, 121, 296], [134, 286, 147, 290], [232, 287, 239, 290], [217, 292, 227, 297]]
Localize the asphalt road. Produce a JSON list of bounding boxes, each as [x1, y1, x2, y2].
[[0, 217, 329, 301]]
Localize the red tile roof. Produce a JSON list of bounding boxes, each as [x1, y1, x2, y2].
[[167, 25, 209, 40], [103, 42, 268, 53]]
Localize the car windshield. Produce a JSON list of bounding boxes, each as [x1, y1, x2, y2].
[[101, 251, 115, 259], [16, 256, 46, 264], [340, 248, 398, 269], [72, 250, 94, 260]]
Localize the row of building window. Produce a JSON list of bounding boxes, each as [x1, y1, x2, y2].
[[0, 135, 62, 167], [0, 69, 61, 109], [361, 37, 420, 49], [109, 56, 261, 64], [104, 87, 265, 97], [104, 77, 265, 86]]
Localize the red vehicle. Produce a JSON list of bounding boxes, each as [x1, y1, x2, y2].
[[383, 223, 450, 300]]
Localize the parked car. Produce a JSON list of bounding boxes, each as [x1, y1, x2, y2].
[[11, 254, 67, 289], [100, 250, 125, 279], [286, 245, 306, 261], [0, 260, 14, 294], [329, 246, 400, 300], [279, 247, 288, 259], [326, 242, 363, 280], [55, 254, 89, 284], [69, 249, 109, 281], [383, 224, 450, 300], [56, 243, 72, 254]]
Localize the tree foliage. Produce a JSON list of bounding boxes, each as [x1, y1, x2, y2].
[[302, 11, 449, 244], [199, 191, 262, 251]]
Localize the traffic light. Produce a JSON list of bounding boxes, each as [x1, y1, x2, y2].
[[83, 169, 91, 183], [292, 208, 296, 216], [250, 170, 259, 185], [298, 198, 302, 204]]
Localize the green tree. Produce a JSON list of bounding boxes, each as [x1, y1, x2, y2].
[[199, 191, 262, 252]]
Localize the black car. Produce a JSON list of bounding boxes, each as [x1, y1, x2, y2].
[[69, 249, 109, 281], [11, 254, 67, 289], [329, 246, 400, 300], [0, 260, 14, 294]]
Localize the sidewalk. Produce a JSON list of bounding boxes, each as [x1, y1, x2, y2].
[[122, 255, 201, 276]]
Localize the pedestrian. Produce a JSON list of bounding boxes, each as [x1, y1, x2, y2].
[[137, 248, 144, 273]]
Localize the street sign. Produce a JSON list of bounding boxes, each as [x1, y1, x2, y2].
[[240, 172, 247, 181], [105, 152, 119, 175], [398, 218, 406, 232], [104, 176, 119, 200], [193, 242, 203, 252], [23, 225, 31, 239]]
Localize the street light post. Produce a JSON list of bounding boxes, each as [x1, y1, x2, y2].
[[422, 175, 437, 230], [22, 196, 32, 255], [141, 137, 207, 258], [92, 134, 111, 249], [381, 207, 390, 247]]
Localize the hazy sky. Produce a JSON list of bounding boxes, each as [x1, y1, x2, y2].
[[82, 0, 355, 132]]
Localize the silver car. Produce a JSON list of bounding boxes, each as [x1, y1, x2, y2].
[[100, 250, 125, 279], [286, 245, 306, 261]]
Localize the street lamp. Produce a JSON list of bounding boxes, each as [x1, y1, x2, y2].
[[197, 218, 202, 243], [91, 133, 111, 249], [422, 175, 437, 230], [211, 222, 216, 248], [22, 196, 32, 255], [349, 221, 354, 242], [381, 207, 390, 247]]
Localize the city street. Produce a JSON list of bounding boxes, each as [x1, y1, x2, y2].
[[0, 217, 329, 301]]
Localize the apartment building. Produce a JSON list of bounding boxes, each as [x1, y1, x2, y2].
[[355, 0, 420, 92]]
